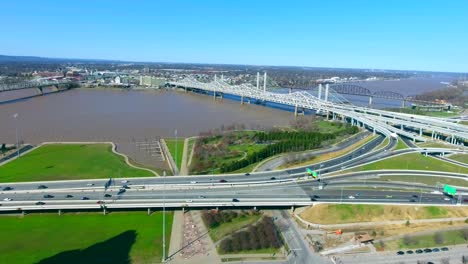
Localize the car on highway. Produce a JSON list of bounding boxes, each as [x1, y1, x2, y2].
[[66, 194, 73, 198], [104, 194, 112, 198], [43, 194, 54, 198], [3, 198, 12, 201], [270, 177, 276, 180], [415, 249, 423, 254], [244, 173, 250, 176], [122, 185, 130, 189], [96, 201, 105, 204], [406, 250, 414, 254], [397, 251, 404, 255], [198, 195, 206, 198], [232, 198, 239, 202], [386, 195, 393, 198], [441, 247, 449, 251], [117, 189, 126, 194], [355, 193, 360, 197], [444, 197, 451, 201], [35, 201, 45, 205], [432, 248, 440, 252], [81, 197, 89, 200], [219, 179, 227, 183], [348, 196, 355, 199], [185, 199, 193, 203], [86, 183, 94, 186], [412, 194, 418, 198], [2, 187, 13, 191], [121, 180, 129, 183], [410, 199, 416, 202], [463, 199, 468, 202], [423, 248, 432, 253], [37, 185, 48, 189], [190, 181, 197, 184]]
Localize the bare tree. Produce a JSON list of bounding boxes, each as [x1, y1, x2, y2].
[[460, 228, 468, 241], [434, 231, 444, 244], [403, 235, 414, 245]]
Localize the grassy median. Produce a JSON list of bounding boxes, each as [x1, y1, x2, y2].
[[0, 212, 173, 264], [347, 153, 468, 174], [164, 138, 185, 171], [0, 144, 154, 182]]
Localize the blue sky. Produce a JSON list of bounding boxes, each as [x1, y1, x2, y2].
[[1, 0, 467, 72]]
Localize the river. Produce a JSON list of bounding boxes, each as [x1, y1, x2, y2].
[[0, 88, 293, 168]]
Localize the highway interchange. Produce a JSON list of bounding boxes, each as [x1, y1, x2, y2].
[[0, 133, 466, 212]]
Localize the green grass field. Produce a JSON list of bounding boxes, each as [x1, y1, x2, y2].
[[394, 139, 408, 150], [316, 121, 348, 133], [460, 121, 468, 126], [348, 153, 468, 174], [0, 212, 173, 264], [377, 175, 468, 187], [448, 154, 468, 164], [164, 138, 185, 170], [390, 228, 468, 250], [0, 144, 153, 182], [209, 213, 262, 242]]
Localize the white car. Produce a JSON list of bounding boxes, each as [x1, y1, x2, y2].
[[348, 196, 356, 199], [121, 180, 129, 184], [444, 197, 451, 201], [86, 183, 95, 186], [3, 198, 12, 201], [190, 181, 197, 184], [185, 199, 193, 203]]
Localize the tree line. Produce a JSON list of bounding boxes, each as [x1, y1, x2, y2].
[[219, 216, 282, 253], [220, 128, 357, 173], [202, 210, 258, 229]]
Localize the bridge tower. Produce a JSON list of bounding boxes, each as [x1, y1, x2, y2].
[[256, 72, 260, 90], [324, 84, 329, 102], [318, 83, 322, 100]]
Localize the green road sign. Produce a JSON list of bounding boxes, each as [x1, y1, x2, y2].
[[443, 184, 457, 195], [306, 168, 318, 178]]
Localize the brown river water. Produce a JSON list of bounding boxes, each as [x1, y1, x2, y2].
[[0, 88, 293, 168]]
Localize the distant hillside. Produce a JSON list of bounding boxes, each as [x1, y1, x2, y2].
[[0, 54, 123, 63]]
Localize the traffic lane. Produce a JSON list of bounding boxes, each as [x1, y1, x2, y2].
[[285, 135, 386, 174], [0, 187, 459, 205]]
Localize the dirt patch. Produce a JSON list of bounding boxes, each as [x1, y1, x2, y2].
[[300, 204, 468, 224]]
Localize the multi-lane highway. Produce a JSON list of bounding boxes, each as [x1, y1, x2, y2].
[[1, 173, 466, 212]]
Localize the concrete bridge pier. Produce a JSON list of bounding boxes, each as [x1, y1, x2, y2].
[[373, 127, 376, 135], [289, 87, 292, 94], [402, 100, 406, 108], [58, 209, 62, 216], [36, 87, 44, 95], [419, 128, 423, 136], [368, 96, 373, 107], [431, 131, 435, 139], [147, 208, 151, 215], [294, 105, 305, 116], [241, 95, 244, 105]]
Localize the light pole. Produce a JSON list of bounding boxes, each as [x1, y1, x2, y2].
[[175, 129, 178, 176], [162, 170, 166, 262], [13, 113, 20, 158]]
